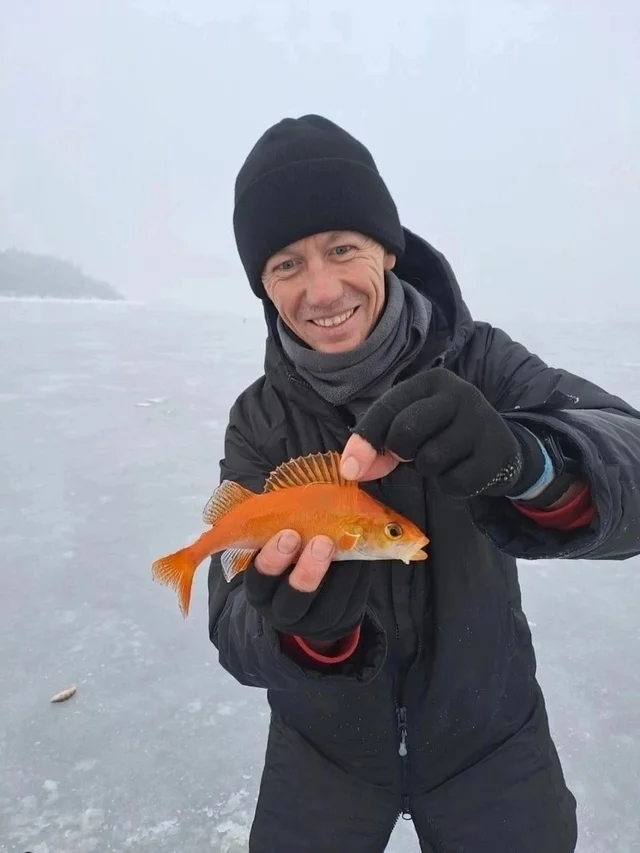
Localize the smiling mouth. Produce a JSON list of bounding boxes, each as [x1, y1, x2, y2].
[[310, 307, 358, 329]]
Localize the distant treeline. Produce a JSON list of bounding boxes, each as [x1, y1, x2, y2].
[[0, 249, 124, 300]]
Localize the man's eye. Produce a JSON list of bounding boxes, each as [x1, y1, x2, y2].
[[333, 245, 354, 256], [278, 259, 296, 271]]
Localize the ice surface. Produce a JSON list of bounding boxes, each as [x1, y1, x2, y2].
[[0, 298, 638, 852]]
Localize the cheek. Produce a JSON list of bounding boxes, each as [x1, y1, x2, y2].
[[269, 283, 297, 318], [365, 533, 388, 555], [373, 278, 386, 309], [351, 264, 385, 312]]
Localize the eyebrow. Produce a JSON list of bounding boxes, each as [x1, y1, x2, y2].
[[270, 248, 297, 263], [270, 231, 354, 264]]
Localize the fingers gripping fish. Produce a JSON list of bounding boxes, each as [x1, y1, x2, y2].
[[151, 450, 429, 617]]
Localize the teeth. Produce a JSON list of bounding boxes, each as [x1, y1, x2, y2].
[[312, 308, 355, 328]]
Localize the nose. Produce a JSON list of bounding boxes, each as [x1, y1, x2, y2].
[[304, 262, 343, 306]]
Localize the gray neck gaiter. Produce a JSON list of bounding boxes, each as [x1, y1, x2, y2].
[[277, 271, 432, 408]]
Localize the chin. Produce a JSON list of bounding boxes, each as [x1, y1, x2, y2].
[[312, 322, 371, 354], [315, 333, 364, 354]]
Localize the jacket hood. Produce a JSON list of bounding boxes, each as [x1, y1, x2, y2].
[[260, 226, 476, 391]]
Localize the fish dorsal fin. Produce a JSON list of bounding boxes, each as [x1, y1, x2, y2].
[[202, 480, 255, 526], [263, 451, 356, 493]]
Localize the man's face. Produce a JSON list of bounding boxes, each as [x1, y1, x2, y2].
[[261, 231, 396, 353]]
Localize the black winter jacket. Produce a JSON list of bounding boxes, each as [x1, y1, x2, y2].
[[208, 229, 640, 853]]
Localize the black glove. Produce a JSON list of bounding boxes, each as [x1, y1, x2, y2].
[[243, 561, 371, 643], [352, 367, 546, 499]]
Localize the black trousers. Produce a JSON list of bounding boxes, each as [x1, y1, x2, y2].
[[248, 714, 577, 853]]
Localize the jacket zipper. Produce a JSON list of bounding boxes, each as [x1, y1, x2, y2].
[[396, 704, 412, 819], [390, 703, 412, 831], [392, 611, 412, 822]]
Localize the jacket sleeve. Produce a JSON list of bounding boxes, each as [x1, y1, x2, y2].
[[460, 322, 640, 561], [207, 396, 386, 689]]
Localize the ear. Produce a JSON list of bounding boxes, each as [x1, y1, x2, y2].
[[383, 252, 396, 271]]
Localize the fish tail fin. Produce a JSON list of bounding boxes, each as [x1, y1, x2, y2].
[[151, 545, 200, 617]]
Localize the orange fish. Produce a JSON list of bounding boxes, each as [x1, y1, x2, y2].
[[151, 450, 429, 617]]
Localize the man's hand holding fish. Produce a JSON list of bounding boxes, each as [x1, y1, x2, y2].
[[339, 366, 574, 502], [243, 529, 372, 654]]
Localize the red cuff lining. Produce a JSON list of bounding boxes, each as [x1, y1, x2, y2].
[[562, 504, 596, 529], [514, 482, 595, 529], [293, 626, 361, 663], [280, 626, 361, 665]]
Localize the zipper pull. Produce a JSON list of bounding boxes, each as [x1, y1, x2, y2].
[[401, 795, 412, 819], [399, 732, 408, 757], [396, 706, 408, 757]]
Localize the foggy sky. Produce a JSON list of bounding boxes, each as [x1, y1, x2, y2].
[[1, 0, 639, 321]]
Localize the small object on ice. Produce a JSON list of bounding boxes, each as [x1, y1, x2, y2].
[[136, 396, 168, 407], [50, 684, 77, 703]]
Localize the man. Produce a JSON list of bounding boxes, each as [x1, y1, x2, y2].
[[208, 114, 640, 852]]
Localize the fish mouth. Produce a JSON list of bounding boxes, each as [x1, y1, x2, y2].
[[404, 544, 428, 564]]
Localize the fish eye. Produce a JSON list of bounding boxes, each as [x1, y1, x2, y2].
[[385, 522, 403, 540]]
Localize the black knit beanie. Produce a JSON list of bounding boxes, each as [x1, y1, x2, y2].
[[233, 114, 405, 299]]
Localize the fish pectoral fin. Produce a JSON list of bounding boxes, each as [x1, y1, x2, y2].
[[202, 480, 255, 526], [221, 548, 259, 582], [263, 450, 356, 492], [337, 531, 361, 551]]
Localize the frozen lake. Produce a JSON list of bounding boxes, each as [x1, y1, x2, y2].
[[0, 297, 639, 852]]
